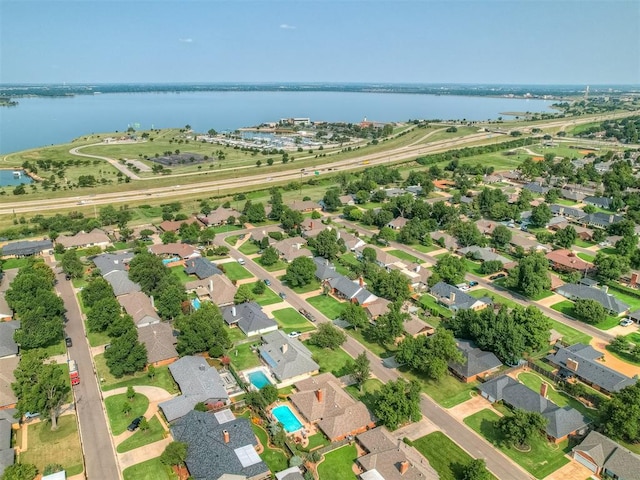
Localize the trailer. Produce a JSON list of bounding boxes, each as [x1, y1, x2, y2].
[[68, 359, 80, 386]]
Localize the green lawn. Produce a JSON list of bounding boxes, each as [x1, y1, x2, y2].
[[575, 239, 596, 248], [1, 257, 32, 269], [577, 252, 595, 263], [116, 416, 166, 453], [625, 332, 640, 345], [464, 409, 570, 479], [517, 372, 597, 420], [340, 252, 360, 266], [305, 342, 355, 377], [225, 324, 248, 344], [40, 339, 66, 357], [94, 354, 179, 393], [318, 445, 358, 480], [291, 279, 321, 294], [551, 300, 620, 330], [345, 327, 396, 358], [105, 393, 149, 435], [412, 243, 440, 253], [19, 415, 84, 477], [547, 318, 592, 345], [401, 369, 478, 408], [464, 259, 484, 276], [225, 235, 239, 246], [222, 262, 254, 280], [247, 282, 284, 306], [412, 431, 496, 480], [239, 412, 289, 472], [256, 258, 288, 272], [272, 307, 316, 333], [87, 329, 112, 348], [123, 458, 178, 480], [419, 294, 453, 318], [212, 224, 243, 234], [169, 265, 192, 285], [388, 249, 421, 264], [346, 378, 384, 412], [307, 294, 344, 320], [606, 284, 640, 311], [238, 241, 260, 255], [230, 342, 261, 370], [305, 431, 330, 451]]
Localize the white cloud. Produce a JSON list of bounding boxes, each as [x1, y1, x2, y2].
[[178, 38, 193, 43], [279, 24, 296, 30]]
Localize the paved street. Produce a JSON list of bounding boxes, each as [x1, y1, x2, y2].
[[51, 263, 121, 480]]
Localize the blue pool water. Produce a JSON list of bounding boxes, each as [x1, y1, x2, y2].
[[272, 405, 304, 433], [191, 298, 201, 310], [162, 257, 180, 265], [248, 370, 272, 389]]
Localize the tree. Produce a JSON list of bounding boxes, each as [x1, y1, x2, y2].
[[253, 281, 266, 295], [81, 277, 114, 308], [283, 256, 316, 288], [433, 254, 467, 285], [368, 306, 407, 345], [175, 302, 230, 356], [609, 335, 630, 353], [341, 303, 368, 331], [373, 379, 421, 430], [199, 227, 216, 245], [594, 253, 630, 282], [454, 221, 484, 248], [361, 247, 377, 263], [497, 409, 547, 448], [352, 352, 370, 391], [12, 351, 70, 430], [554, 226, 577, 248], [104, 329, 148, 378], [322, 189, 342, 212], [126, 386, 135, 401], [43, 464, 63, 476], [155, 280, 187, 320], [1, 463, 38, 480], [504, 252, 551, 298], [491, 225, 512, 249], [530, 203, 553, 227], [259, 247, 279, 267], [461, 459, 492, 480], [161, 441, 188, 467], [86, 297, 121, 332], [245, 202, 266, 223], [60, 249, 83, 278], [395, 328, 464, 380], [312, 228, 341, 260], [280, 207, 303, 233], [160, 231, 178, 244], [308, 323, 346, 350], [574, 298, 607, 324], [480, 260, 503, 275], [373, 269, 411, 302], [234, 284, 255, 304], [600, 382, 640, 443]]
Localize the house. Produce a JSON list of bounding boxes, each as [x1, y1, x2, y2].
[[335, 231, 365, 252], [171, 410, 270, 480], [429, 282, 490, 312], [0, 410, 16, 477], [0, 357, 19, 409], [572, 225, 595, 242], [384, 188, 405, 198], [433, 179, 455, 191], [478, 375, 590, 443], [287, 200, 321, 212], [103, 270, 141, 297], [272, 237, 313, 263], [356, 426, 439, 480], [184, 257, 222, 279], [475, 219, 498, 236], [250, 226, 284, 246], [0, 239, 52, 257], [197, 207, 242, 226], [137, 322, 178, 367], [364, 298, 392, 320], [449, 339, 502, 382], [159, 356, 230, 422], [158, 217, 200, 233], [259, 330, 319, 385], [275, 467, 304, 480], [355, 245, 398, 269], [509, 233, 546, 252], [313, 257, 338, 281], [117, 291, 161, 328], [299, 220, 325, 239], [584, 196, 613, 209], [459, 195, 474, 205], [429, 231, 458, 250], [0, 321, 20, 358], [546, 343, 637, 394], [339, 195, 355, 206], [573, 430, 640, 479], [290, 373, 376, 441], [326, 275, 377, 306], [560, 190, 586, 202], [545, 250, 593, 273], [403, 317, 435, 337], [0, 269, 17, 321], [555, 283, 629, 316], [458, 246, 511, 265], [186, 275, 237, 307], [547, 216, 570, 230], [387, 217, 408, 230], [581, 213, 624, 229], [149, 243, 200, 260], [92, 252, 134, 275], [405, 185, 423, 196], [401, 262, 432, 291], [222, 303, 278, 337], [523, 182, 550, 195], [56, 228, 111, 249]]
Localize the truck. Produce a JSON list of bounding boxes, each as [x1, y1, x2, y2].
[[68, 359, 80, 386]]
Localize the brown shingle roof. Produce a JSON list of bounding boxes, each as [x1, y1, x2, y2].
[[149, 243, 199, 259], [56, 228, 110, 248], [137, 322, 178, 364]]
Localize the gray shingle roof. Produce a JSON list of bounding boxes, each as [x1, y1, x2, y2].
[[429, 282, 485, 311], [137, 323, 178, 365], [546, 344, 636, 393], [92, 252, 134, 275], [0, 321, 19, 358], [1, 240, 52, 257], [184, 257, 222, 280], [103, 270, 141, 297], [574, 430, 640, 479], [584, 196, 613, 209], [449, 339, 502, 379], [581, 212, 624, 227], [329, 275, 363, 299], [222, 303, 277, 336], [458, 246, 511, 265], [555, 283, 629, 315], [550, 204, 585, 218], [160, 356, 229, 422], [259, 330, 318, 382], [524, 182, 549, 194], [171, 410, 268, 480], [313, 257, 338, 280]]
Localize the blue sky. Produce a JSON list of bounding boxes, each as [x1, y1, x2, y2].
[[1, 0, 638, 84]]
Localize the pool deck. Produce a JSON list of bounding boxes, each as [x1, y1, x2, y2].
[[269, 400, 318, 448], [242, 366, 276, 391]]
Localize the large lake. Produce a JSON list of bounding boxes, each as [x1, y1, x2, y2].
[[0, 91, 554, 154]]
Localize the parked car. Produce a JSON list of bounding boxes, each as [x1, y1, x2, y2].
[[620, 319, 634, 327], [298, 309, 316, 322], [468, 281, 478, 287], [65, 274, 71, 281], [236, 257, 245, 265], [264, 279, 271, 286], [24, 412, 40, 419], [287, 331, 301, 338], [279, 292, 287, 299], [65, 337, 73, 347], [127, 416, 144, 432], [489, 273, 506, 280]]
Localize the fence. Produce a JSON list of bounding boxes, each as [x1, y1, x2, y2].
[[317, 438, 352, 456], [526, 360, 603, 407]]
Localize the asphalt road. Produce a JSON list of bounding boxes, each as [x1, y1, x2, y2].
[[217, 232, 532, 479], [52, 264, 121, 480]]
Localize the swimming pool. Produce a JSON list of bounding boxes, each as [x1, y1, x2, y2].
[[191, 298, 201, 310], [272, 405, 303, 433], [162, 257, 180, 265], [248, 370, 272, 389]]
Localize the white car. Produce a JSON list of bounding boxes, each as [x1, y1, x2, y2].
[[287, 331, 301, 338], [620, 319, 634, 327]]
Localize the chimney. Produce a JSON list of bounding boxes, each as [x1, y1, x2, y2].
[[310, 221, 313, 229], [316, 389, 324, 403], [359, 276, 364, 287], [399, 461, 410, 475], [150, 295, 155, 308], [631, 273, 639, 287], [540, 383, 548, 398], [232, 306, 236, 317], [199, 364, 206, 371], [223, 429, 230, 444], [209, 279, 213, 291], [609, 215, 614, 223], [450, 292, 456, 303], [415, 264, 421, 272], [566, 358, 579, 372], [281, 343, 288, 354]]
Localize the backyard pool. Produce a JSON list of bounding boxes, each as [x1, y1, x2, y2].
[[248, 370, 272, 389], [272, 405, 304, 433], [191, 298, 201, 310], [162, 256, 180, 265]]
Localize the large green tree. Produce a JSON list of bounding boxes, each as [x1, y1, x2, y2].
[[283, 256, 316, 288], [574, 298, 607, 325], [174, 302, 230, 356], [491, 225, 512, 249], [160, 441, 188, 468], [395, 328, 464, 380], [373, 379, 421, 430], [1, 463, 38, 480], [497, 409, 547, 448], [600, 382, 640, 443], [504, 252, 550, 298], [530, 203, 553, 227], [86, 297, 121, 332], [352, 352, 371, 391], [60, 249, 83, 278], [81, 277, 114, 308], [433, 254, 467, 285], [594, 253, 630, 282], [104, 328, 148, 378], [341, 302, 369, 331], [308, 323, 346, 350], [259, 247, 279, 266], [310, 228, 342, 260]]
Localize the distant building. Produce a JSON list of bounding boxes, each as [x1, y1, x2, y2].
[[56, 228, 111, 249], [1, 239, 52, 258], [573, 430, 640, 479]]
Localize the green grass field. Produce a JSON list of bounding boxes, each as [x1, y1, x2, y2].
[[547, 318, 592, 345], [230, 342, 261, 370], [246, 282, 284, 306], [305, 342, 354, 377], [105, 393, 149, 435], [387, 249, 421, 264], [412, 431, 497, 480], [256, 258, 288, 272], [19, 415, 84, 477], [464, 409, 570, 479], [345, 327, 396, 358], [551, 300, 620, 330], [577, 252, 595, 263], [116, 416, 166, 453], [345, 378, 383, 412], [306, 294, 344, 319], [318, 445, 358, 480], [271, 307, 315, 333], [123, 458, 177, 480], [464, 259, 484, 276], [222, 262, 254, 280], [169, 265, 192, 285], [94, 354, 178, 393], [419, 294, 453, 318], [238, 240, 260, 255], [401, 368, 479, 408], [606, 284, 640, 311], [291, 278, 321, 294]]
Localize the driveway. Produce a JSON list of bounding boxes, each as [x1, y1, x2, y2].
[[543, 457, 593, 480], [589, 339, 640, 377], [447, 395, 495, 422]]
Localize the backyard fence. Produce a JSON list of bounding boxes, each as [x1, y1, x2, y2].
[[526, 360, 603, 407], [317, 438, 352, 456]]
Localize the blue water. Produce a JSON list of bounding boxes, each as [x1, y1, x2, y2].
[[0, 169, 33, 187], [248, 370, 272, 389], [272, 405, 304, 433], [191, 298, 201, 310], [162, 257, 180, 265], [0, 91, 554, 154]]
